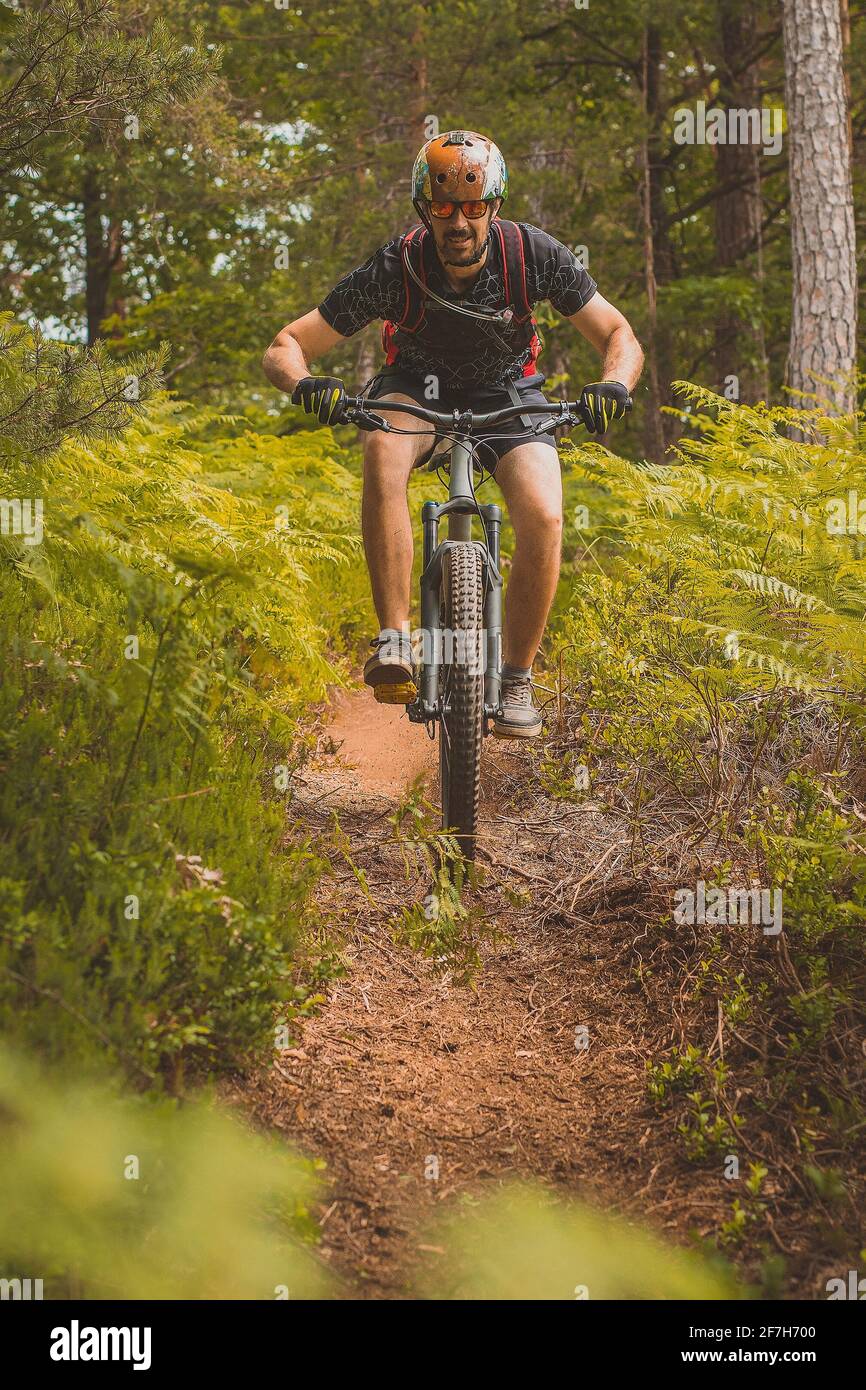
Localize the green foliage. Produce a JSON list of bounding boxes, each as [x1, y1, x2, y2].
[[720, 1163, 768, 1248], [647, 1044, 704, 1103], [562, 386, 866, 710], [559, 390, 866, 943], [677, 1085, 742, 1164], [0, 0, 216, 178], [2, 0, 864, 1289], [0, 314, 166, 453], [2, 1044, 745, 1303], [417, 1183, 738, 1300], [803, 1164, 848, 1205], [0, 337, 364, 1087], [743, 772, 866, 1048], [387, 784, 489, 983], [745, 773, 866, 953], [0, 1047, 327, 1299], [0, 1, 281, 356], [564, 389, 865, 1219], [649, 1049, 743, 1163], [1, 0, 822, 412]]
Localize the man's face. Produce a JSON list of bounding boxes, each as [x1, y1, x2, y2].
[[428, 199, 499, 267]]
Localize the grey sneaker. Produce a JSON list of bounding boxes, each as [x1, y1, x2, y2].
[[363, 630, 417, 705], [492, 673, 542, 739]]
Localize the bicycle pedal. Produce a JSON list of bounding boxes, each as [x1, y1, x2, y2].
[[373, 680, 418, 706]]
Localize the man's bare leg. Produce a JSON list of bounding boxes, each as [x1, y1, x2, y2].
[[494, 441, 563, 669], [361, 395, 431, 631]]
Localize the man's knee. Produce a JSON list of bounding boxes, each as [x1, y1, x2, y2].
[[498, 446, 562, 533], [515, 496, 563, 543], [363, 434, 414, 488]]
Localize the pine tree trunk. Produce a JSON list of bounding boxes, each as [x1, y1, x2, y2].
[[83, 164, 109, 345], [406, 6, 429, 232], [839, 0, 853, 156], [641, 26, 668, 462], [645, 27, 676, 287], [106, 219, 126, 336], [713, 0, 769, 404], [82, 156, 125, 344], [354, 332, 377, 446], [355, 332, 376, 390], [782, 0, 857, 414]]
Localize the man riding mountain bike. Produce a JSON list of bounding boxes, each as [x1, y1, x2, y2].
[[263, 130, 643, 737]]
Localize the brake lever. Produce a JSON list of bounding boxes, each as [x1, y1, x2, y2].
[[552, 404, 589, 432], [345, 408, 389, 432]]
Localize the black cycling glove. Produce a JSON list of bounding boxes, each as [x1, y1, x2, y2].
[[291, 375, 347, 425], [579, 380, 631, 434]]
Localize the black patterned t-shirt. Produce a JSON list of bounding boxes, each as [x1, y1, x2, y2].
[[317, 222, 597, 389]]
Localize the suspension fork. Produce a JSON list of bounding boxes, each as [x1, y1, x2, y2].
[[414, 497, 503, 723], [448, 437, 503, 717]]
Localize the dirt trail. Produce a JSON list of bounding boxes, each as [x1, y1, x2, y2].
[[235, 686, 828, 1298], [326, 687, 436, 796]]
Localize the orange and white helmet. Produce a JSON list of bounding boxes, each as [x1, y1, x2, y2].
[[411, 130, 508, 223]]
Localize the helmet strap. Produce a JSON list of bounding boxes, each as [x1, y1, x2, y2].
[[412, 199, 433, 232]]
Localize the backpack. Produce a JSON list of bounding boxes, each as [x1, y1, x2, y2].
[[380, 218, 542, 376]]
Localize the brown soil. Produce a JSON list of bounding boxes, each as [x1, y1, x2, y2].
[[326, 687, 436, 797], [233, 686, 851, 1300]]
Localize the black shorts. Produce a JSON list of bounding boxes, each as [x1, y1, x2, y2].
[[364, 369, 558, 472]]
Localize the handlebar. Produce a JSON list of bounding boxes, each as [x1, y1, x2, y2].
[[342, 392, 632, 435]]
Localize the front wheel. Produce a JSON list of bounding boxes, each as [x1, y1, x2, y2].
[[438, 543, 484, 861]]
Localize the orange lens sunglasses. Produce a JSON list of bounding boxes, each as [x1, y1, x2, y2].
[[427, 199, 491, 219]]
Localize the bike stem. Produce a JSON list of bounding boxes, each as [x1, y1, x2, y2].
[[446, 438, 475, 542]]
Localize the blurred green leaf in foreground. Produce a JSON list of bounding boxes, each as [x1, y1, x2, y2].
[[0, 1048, 328, 1300], [419, 1184, 738, 1301]]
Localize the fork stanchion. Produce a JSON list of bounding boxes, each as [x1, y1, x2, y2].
[[420, 500, 441, 711], [482, 504, 502, 716]]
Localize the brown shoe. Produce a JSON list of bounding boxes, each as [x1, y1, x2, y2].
[[491, 673, 542, 738], [363, 631, 417, 705]]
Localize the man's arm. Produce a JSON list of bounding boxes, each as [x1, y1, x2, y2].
[[261, 308, 348, 395], [567, 293, 644, 392]]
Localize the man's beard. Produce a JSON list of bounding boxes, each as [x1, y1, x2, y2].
[[441, 228, 488, 266]]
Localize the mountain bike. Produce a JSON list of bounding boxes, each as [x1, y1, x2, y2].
[[341, 391, 623, 861]]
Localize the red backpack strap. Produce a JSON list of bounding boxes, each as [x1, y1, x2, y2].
[[396, 224, 428, 330], [494, 219, 533, 324], [382, 225, 427, 361]]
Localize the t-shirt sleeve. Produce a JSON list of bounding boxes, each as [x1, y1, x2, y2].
[[520, 223, 598, 317], [317, 240, 405, 337]]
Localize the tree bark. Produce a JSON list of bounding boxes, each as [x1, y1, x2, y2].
[[355, 331, 376, 389], [406, 4, 429, 231], [82, 158, 125, 344], [713, 0, 770, 403], [839, 0, 853, 157], [645, 26, 676, 286], [82, 163, 108, 345], [641, 26, 668, 462], [782, 0, 857, 414]]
